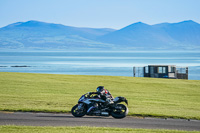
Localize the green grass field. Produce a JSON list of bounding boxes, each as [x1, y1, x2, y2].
[[0, 72, 200, 120], [0, 126, 199, 133]]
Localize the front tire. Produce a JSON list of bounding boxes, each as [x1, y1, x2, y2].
[[111, 104, 128, 119], [71, 104, 87, 117]]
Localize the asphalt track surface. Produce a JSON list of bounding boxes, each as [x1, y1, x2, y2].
[[0, 112, 200, 131]]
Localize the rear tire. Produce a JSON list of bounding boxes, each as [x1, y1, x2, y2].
[[71, 104, 86, 117], [111, 104, 128, 119]]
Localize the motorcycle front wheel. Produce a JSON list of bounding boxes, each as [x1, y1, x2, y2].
[[71, 104, 87, 117], [111, 104, 128, 119]]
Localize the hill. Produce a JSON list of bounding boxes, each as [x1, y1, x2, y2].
[[98, 20, 200, 50], [0, 20, 115, 50], [0, 20, 200, 50]]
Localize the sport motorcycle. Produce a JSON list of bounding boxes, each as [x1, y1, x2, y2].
[[71, 93, 128, 119]]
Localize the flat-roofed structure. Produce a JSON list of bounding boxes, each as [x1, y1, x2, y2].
[[133, 65, 188, 79]]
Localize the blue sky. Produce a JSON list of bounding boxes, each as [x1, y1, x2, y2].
[[0, 0, 200, 29]]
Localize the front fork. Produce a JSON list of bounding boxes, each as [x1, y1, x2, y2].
[[78, 103, 84, 109]]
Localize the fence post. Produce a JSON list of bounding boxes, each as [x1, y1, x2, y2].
[[186, 67, 188, 79], [133, 66, 136, 77]]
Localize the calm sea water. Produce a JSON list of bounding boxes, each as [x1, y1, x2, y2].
[[0, 51, 200, 80]]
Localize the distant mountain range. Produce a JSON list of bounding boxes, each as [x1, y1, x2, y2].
[[0, 20, 200, 50]]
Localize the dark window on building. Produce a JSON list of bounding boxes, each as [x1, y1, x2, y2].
[[170, 67, 175, 73], [158, 67, 166, 73], [150, 67, 154, 74], [145, 66, 148, 73]]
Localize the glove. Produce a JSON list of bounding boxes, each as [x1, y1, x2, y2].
[[86, 92, 91, 96], [96, 92, 101, 95]]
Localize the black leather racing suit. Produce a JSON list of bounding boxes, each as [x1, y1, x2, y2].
[[89, 89, 114, 103], [87, 89, 114, 113]]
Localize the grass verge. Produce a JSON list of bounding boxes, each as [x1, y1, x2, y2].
[[0, 126, 199, 133], [0, 72, 200, 120]]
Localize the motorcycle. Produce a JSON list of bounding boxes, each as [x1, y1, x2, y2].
[[71, 93, 128, 119]]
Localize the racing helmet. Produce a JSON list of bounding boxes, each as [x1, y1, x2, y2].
[[96, 86, 104, 92]]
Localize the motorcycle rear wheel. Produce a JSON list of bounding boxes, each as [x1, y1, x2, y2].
[[111, 104, 128, 119], [71, 104, 87, 117]]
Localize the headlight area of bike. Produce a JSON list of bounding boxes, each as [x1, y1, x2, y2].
[[78, 95, 86, 102]]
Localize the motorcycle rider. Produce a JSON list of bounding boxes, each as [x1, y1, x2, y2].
[[87, 86, 114, 113]]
